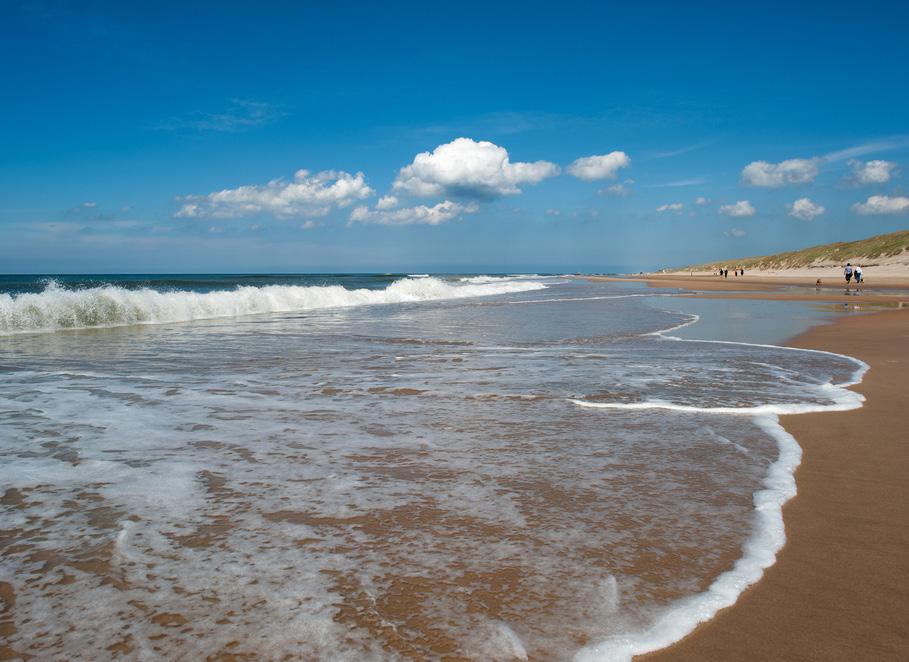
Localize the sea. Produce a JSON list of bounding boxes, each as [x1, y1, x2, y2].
[[0, 274, 866, 661]]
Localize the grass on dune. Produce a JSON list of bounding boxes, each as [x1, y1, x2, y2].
[[675, 230, 909, 271]]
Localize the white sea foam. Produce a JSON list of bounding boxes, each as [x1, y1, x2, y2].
[[571, 308, 869, 661], [0, 276, 546, 335], [575, 415, 803, 662]]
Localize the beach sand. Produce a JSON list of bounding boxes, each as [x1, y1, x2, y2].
[[591, 272, 909, 293], [639, 297, 909, 659]]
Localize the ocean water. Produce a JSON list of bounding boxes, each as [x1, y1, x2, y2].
[[0, 275, 865, 660]]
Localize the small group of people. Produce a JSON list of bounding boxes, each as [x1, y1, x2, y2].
[[716, 267, 745, 278], [844, 262, 864, 292]]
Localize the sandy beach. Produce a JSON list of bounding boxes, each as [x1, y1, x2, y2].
[[592, 272, 909, 293], [624, 278, 909, 660]]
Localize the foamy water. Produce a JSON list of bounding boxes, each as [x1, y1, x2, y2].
[[0, 276, 864, 660], [0, 276, 546, 335]]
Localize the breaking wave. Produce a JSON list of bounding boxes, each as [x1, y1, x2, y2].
[[0, 276, 546, 335]]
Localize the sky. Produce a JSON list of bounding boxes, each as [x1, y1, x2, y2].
[[2, 0, 908, 274]]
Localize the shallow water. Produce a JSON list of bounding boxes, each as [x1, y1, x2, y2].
[[0, 276, 864, 660]]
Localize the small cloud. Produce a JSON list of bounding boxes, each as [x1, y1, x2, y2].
[[248, 224, 262, 231], [695, 196, 711, 205], [651, 141, 712, 159], [741, 158, 819, 187], [599, 179, 634, 196], [208, 226, 225, 234], [788, 197, 825, 220], [719, 200, 756, 217], [301, 220, 319, 230], [82, 201, 97, 208], [848, 159, 898, 185], [851, 194, 909, 215], [545, 208, 561, 216], [349, 200, 478, 226], [656, 202, 684, 213], [376, 195, 398, 210], [567, 151, 631, 181], [656, 177, 707, 188], [394, 137, 559, 198], [725, 227, 747, 237]]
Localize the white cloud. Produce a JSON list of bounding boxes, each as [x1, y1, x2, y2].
[[719, 200, 756, 217], [600, 178, 634, 196], [175, 169, 373, 219], [695, 196, 711, 205], [741, 158, 819, 187], [849, 159, 898, 184], [788, 197, 825, 220], [393, 137, 559, 198], [349, 200, 478, 226], [83, 201, 97, 208], [823, 136, 909, 162], [851, 195, 909, 215], [376, 195, 398, 210], [656, 177, 707, 188], [725, 227, 746, 237], [545, 208, 561, 216], [656, 202, 683, 213], [567, 151, 631, 181]]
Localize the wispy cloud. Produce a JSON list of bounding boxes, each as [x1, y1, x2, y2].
[[656, 202, 683, 213], [649, 140, 714, 159], [823, 135, 909, 162], [649, 177, 708, 188], [157, 99, 286, 133], [410, 111, 570, 138]]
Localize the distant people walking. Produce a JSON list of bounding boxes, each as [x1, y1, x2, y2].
[[854, 264, 863, 284], [844, 263, 853, 284], [723, 269, 728, 278]]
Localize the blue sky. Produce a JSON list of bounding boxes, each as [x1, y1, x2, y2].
[[2, 0, 908, 273]]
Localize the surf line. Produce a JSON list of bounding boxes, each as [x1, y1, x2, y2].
[[569, 306, 868, 662]]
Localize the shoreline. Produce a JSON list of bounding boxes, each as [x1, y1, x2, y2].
[[589, 273, 909, 293], [641, 297, 909, 659]]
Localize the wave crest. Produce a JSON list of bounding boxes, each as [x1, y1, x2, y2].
[[0, 277, 546, 335]]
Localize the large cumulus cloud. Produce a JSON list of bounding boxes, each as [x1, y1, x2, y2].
[[393, 138, 560, 198]]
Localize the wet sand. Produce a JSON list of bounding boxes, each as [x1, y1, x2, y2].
[[591, 272, 909, 292], [644, 306, 909, 660]]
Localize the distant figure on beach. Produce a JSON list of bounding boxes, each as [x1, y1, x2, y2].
[[854, 264, 863, 284], [723, 269, 728, 278], [844, 263, 853, 284], [741, 268, 745, 276], [816, 278, 822, 291]]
